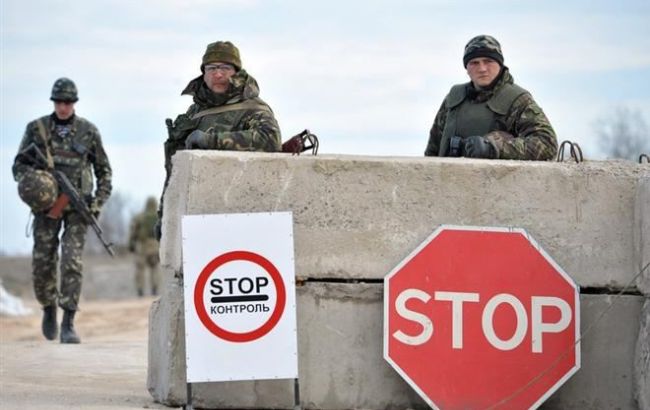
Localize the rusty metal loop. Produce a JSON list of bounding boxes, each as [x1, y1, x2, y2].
[[556, 140, 583, 163], [570, 142, 583, 163], [639, 153, 649, 164]]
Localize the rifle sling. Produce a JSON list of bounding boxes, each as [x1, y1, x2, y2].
[[35, 119, 55, 169], [190, 99, 271, 120]]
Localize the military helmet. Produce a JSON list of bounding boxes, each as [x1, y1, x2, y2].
[[463, 35, 504, 67], [50, 77, 78, 102], [145, 196, 158, 212], [17, 170, 59, 212]]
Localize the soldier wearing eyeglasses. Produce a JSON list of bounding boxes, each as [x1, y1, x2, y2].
[[158, 41, 281, 238]]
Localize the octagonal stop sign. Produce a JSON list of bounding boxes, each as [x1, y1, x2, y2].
[[384, 226, 580, 410]]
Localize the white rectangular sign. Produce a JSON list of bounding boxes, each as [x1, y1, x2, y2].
[[181, 212, 298, 383]]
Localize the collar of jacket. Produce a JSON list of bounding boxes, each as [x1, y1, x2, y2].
[[467, 66, 514, 102], [180, 69, 261, 108]]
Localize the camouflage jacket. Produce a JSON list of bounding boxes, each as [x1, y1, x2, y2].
[[163, 69, 281, 184], [129, 209, 158, 247], [13, 113, 112, 206], [425, 68, 557, 160]]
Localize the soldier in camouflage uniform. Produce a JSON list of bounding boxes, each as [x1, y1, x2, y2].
[[157, 41, 282, 238], [425, 35, 557, 160], [128, 197, 161, 297], [156, 41, 282, 239], [12, 78, 112, 343]]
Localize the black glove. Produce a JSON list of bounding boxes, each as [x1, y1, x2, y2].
[[463, 135, 497, 159], [128, 243, 136, 253], [185, 129, 213, 149], [154, 219, 162, 241]]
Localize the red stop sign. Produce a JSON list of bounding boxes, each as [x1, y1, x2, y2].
[[384, 226, 580, 409]]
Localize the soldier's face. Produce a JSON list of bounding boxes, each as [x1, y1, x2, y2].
[[466, 57, 501, 88], [203, 61, 236, 94], [54, 101, 75, 120]]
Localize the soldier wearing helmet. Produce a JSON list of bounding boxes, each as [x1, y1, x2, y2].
[[12, 77, 112, 344], [425, 35, 557, 160], [128, 197, 161, 297]]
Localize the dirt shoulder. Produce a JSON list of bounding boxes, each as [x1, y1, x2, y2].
[[1, 298, 176, 410], [0, 255, 178, 410]]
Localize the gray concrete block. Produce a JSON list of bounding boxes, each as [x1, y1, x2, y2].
[[634, 298, 650, 409], [150, 153, 649, 409], [150, 282, 643, 409], [297, 283, 425, 410], [147, 273, 186, 406], [162, 153, 646, 289], [541, 294, 644, 410], [635, 177, 650, 294]]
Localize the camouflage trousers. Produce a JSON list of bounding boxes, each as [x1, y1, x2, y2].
[[134, 238, 161, 295], [32, 211, 88, 311]]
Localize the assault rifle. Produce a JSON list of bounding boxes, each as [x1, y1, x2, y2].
[[19, 143, 115, 257]]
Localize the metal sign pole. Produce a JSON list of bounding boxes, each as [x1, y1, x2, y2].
[[293, 378, 301, 410], [185, 382, 193, 410]]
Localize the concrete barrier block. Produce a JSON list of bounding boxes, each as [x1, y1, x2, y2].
[[150, 280, 643, 409], [163, 153, 645, 289], [635, 177, 650, 294], [151, 154, 649, 408], [297, 282, 425, 409], [542, 294, 644, 410], [147, 273, 186, 406], [634, 298, 650, 409], [159, 152, 191, 273]]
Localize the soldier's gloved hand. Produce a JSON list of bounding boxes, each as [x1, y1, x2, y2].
[[185, 130, 214, 149], [128, 243, 136, 253], [154, 219, 162, 241], [281, 134, 304, 155], [89, 199, 102, 219], [463, 135, 497, 159]]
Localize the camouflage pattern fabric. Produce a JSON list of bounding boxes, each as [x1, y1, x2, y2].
[[13, 113, 112, 310], [162, 68, 281, 193], [13, 114, 112, 205], [134, 239, 161, 295], [50, 77, 78, 102], [425, 68, 557, 160], [463, 35, 504, 67], [32, 211, 87, 310], [17, 170, 58, 212], [129, 198, 161, 295]]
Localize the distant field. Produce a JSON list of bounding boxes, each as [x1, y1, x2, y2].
[[0, 253, 146, 300]]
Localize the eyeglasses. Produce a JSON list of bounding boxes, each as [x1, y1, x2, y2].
[[204, 63, 236, 74]]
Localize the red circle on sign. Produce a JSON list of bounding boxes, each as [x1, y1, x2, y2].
[[194, 250, 286, 343]]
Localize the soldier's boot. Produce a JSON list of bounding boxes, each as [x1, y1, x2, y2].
[[151, 286, 158, 296], [60, 309, 81, 344], [41, 305, 58, 340], [137, 288, 144, 297]]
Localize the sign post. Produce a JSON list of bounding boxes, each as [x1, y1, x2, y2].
[[182, 212, 298, 406], [384, 225, 580, 409]]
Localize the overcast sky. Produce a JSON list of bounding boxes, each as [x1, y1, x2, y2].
[[1, 0, 649, 254]]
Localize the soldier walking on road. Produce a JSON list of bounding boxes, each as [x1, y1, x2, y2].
[[425, 35, 558, 160], [129, 197, 161, 297], [12, 78, 112, 344]]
